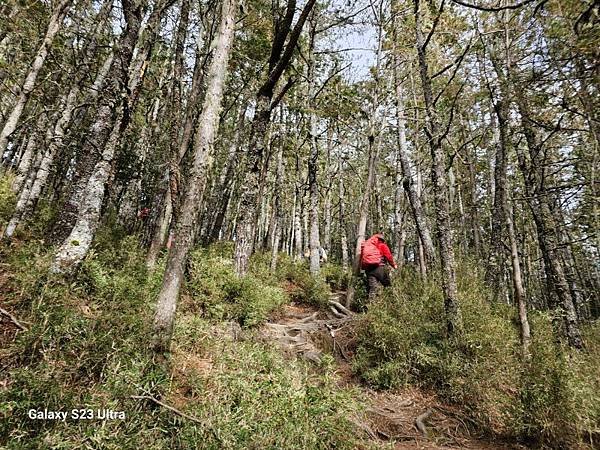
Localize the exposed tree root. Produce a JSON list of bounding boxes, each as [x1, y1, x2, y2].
[[0, 306, 27, 331], [415, 408, 434, 437], [262, 301, 354, 364], [263, 302, 513, 449], [131, 395, 205, 425]]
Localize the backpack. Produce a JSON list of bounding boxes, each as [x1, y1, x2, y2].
[[361, 238, 382, 267]]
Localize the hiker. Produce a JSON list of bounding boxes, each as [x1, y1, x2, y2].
[[360, 233, 397, 299]]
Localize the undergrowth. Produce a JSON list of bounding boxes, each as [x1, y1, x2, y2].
[[0, 173, 16, 226], [0, 234, 363, 449], [353, 262, 600, 448]]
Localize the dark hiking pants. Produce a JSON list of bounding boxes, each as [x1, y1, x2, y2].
[[365, 265, 390, 299]]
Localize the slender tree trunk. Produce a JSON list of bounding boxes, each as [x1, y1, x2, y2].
[[270, 143, 285, 271], [507, 198, 531, 358], [294, 163, 304, 260], [11, 117, 45, 193], [345, 134, 378, 307], [307, 20, 321, 275], [145, 0, 191, 269], [486, 45, 510, 300], [413, 0, 462, 337], [339, 157, 349, 270], [514, 95, 583, 349], [323, 124, 333, 253], [148, 20, 209, 268], [394, 56, 435, 267], [153, 0, 238, 353], [0, 0, 72, 155], [233, 0, 317, 275], [3, 82, 80, 238]]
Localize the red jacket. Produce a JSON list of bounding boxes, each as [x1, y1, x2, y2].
[[362, 234, 397, 269]]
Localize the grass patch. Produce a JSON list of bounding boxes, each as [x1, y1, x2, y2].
[[1, 235, 365, 449]]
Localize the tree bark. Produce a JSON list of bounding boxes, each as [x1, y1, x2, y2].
[[507, 198, 531, 358], [270, 143, 285, 271], [152, 0, 238, 353], [307, 18, 321, 275], [339, 157, 349, 270], [413, 0, 462, 337], [514, 94, 584, 349], [233, 0, 317, 276], [0, 0, 72, 155], [394, 54, 435, 268], [50, 0, 146, 272]]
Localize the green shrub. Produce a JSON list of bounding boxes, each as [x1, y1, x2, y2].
[[188, 247, 287, 327], [352, 261, 600, 446], [0, 234, 166, 448], [321, 262, 350, 290], [518, 315, 600, 447], [169, 316, 361, 450], [276, 260, 331, 308], [1, 238, 365, 449], [0, 173, 16, 225]]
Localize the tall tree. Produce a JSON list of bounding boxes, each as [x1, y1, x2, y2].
[[153, 0, 239, 353], [413, 0, 462, 337], [0, 0, 72, 156], [233, 0, 317, 276]]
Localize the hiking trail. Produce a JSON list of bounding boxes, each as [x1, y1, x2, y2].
[[261, 291, 521, 450]]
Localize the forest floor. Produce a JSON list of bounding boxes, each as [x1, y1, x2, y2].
[[260, 292, 522, 450]]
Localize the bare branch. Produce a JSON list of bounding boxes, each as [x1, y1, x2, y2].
[[450, 0, 538, 12]]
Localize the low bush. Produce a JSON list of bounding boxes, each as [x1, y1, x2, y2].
[[276, 258, 331, 308], [246, 249, 334, 309], [1, 235, 363, 449], [0, 173, 16, 225], [187, 247, 287, 327], [321, 262, 350, 290], [353, 261, 600, 447], [168, 316, 361, 449]]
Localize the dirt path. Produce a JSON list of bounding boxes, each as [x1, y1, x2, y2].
[[262, 294, 521, 450]]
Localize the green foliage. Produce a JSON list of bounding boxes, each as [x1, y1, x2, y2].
[[1, 235, 363, 449], [188, 246, 287, 327], [0, 174, 16, 225], [353, 262, 600, 446], [274, 257, 331, 308], [517, 315, 600, 446], [244, 250, 334, 309], [321, 262, 350, 290], [0, 233, 166, 448]]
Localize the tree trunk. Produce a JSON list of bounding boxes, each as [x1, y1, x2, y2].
[[339, 158, 349, 270], [323, 124, 333, 253], [50, 0, 146, 272], [413, 0, 462, 337], [270, 143, 285, 271], [486, 45, 510, 300], [394, 56, 435, 267], [514, 94, 583, 349], [507, 198, 531, 358], [152, 0, 238, 353], [307, 20, 321, 275], [0, 0, 72, 155], [345, 134, 378, 307], [3, 82, 80, 238], [233, 0, 317, 275]]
